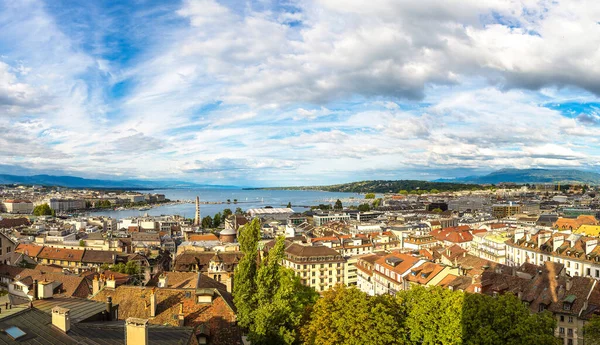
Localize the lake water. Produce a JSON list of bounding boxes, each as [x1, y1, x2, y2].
[[90, 188, 370, 220]]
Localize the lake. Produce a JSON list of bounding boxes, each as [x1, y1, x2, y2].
[[90, 188, 370, 220]]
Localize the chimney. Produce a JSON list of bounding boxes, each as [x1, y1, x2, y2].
[[538, 232, 551, 248], [566, 278, 573, 291], [514, 229, 525, 242], [52, 307, 70, 333], [553, 236, 565, 252], [38, 280, 53, 299], [92, 275, 104, 295], [158, 273, 168, 288], [585, 239, 598, 255], [126, 318, 148, 345], [150, 288, 157, 317], [33, 279, 38, 300], [177, 302, 185, 327], [106, 297, 113, 321], [225, 276, 234, 293], [106, 274, 116, 289]]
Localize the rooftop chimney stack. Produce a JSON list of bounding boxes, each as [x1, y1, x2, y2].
[[33, 279, 38, 301], [150, 288, 157, 317], [93, 274, 105, 295], [106, 297, 113, 321], [106, 274, 116, 289], [126, 318, 148, 345], [52, 307, 70, 333]]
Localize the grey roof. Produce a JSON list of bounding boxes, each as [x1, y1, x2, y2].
[[70, 321, 194, 345], [0, 309, 77, 345], [33, 298, 107, 323]]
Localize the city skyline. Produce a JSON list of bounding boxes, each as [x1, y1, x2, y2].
[[1, 0, 600, 186]]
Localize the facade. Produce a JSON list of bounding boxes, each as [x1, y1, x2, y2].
[[281, 242, 346, 293], [505, 229, 600, 279], [312, 212, 351, 227], [49, 198, 86, 212], [2, 199, 33, 214], [372, 253, 423, 295], [492, 203, 522, 218], [470, 231, 510, 264]]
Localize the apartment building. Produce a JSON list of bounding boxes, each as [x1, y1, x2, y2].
[[505, 228, 600, 279], [471, 231, 511, 264], [282, 242, 346, 293], [372, 253, 424, 295], [312, 212, 351, 227], [492, 203, 522, 219], [2, 199, 33, 214]]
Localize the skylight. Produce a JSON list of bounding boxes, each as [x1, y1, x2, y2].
[[5, 326, 26, 340]]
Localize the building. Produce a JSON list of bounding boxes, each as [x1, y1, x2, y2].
[[470, 231, 511, 264], [49, 199, 86, 212], [280, 242, 346, 293], [247, 208, 295, 221], [372, 253, 424, 295], [2, 199, 33, 214], [492, 203, 522, 219], [505, 229, 600, 279], [312, 212, 351, 226]]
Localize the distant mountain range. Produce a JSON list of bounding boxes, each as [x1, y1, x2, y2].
[[0, 174, 236, 189], [436, 168, 600, 184]]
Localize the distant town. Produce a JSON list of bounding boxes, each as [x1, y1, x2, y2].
[[0, 181, 599, 343]]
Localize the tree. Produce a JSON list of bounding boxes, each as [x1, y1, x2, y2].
[[287, 202, 292, 208], [227, 199, 231, 204], [584, 315, 600, 345], [233, 218, 262, 328], [201, 216, 213, 229], [365, 193, 376, 199], [213, 212, 222, 228], [235, 207, 244, 215], [79, 240, 86, 247], [372, 198, 382, 208], [33, 203, 53, 216], [334, 199, 343, 210], [358, 203, 370, 212], [430, 189, 440, 194], [223, 208, 233, 218], [124, 261, 140, 276], [249, 237, 317, 344], [302, 285, 406, 345], [432, 208, 443, 213], [398, 190, 408, 195], [234, 199, 238, 204]]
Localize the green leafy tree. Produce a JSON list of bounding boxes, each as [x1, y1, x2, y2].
[[201, 216, 213, 229], [358, 203, 370, 212], [302, 285, 406, 345], [213, 212, 222, 228], [33, 203, 53, 216], [235, 207, 244, 215], [432, 208, 443, 213], [364, 193, 376, 199], [287, 202, 292, 208], [398, 190, 408, 195], [79, 240, 86, 247], [249, 237, 318, 344], [223, 208, 233, 218], [430, 189, 440, 194], [233, 218, 262, 328], [372, 198, 382, 208], [234, 199, 238, 204], [584, 315, 600, 345], [334, 199, 343, 210], [124, 261, 140, 276]]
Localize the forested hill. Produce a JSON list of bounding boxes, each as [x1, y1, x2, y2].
[[255, 180, 484, 193]]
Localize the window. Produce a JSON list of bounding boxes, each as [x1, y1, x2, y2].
[[567, 328, 573, 336], [568, 339, 573, 345], [587, 268, 591, 276], [568, 316, 573, 323], [563, 303, 571, 311], [596, 270, 600, 278], [575, 263, 579, 269], [559, 327, 565, 334], [5, 247, 9, 254], [13, 284, 23, 291], [560, 315, 564, 322]]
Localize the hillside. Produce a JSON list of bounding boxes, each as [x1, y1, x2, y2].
[[256, 180, 483, 193], [0, 174, 231, 189], [440, 168, 600, 184]]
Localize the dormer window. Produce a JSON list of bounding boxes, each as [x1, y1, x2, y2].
[[563, 302, 571, 311]]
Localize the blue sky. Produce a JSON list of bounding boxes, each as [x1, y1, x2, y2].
[[1, 0, 600, 187]]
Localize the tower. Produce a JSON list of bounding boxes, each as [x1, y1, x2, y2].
[[194, 196, 201, 226]]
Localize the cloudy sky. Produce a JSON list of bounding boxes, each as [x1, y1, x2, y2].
[[1, 0, 600, 186]]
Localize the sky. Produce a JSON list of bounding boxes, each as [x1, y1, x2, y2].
[[1, 0, 600, 187]]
